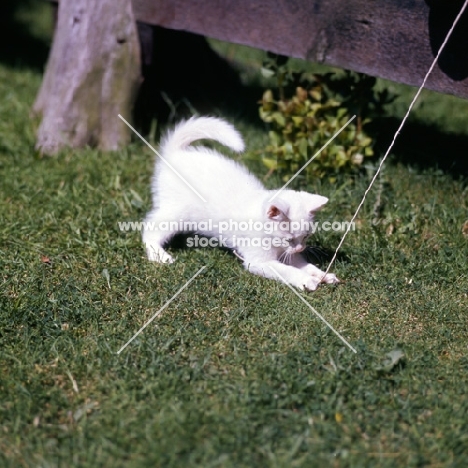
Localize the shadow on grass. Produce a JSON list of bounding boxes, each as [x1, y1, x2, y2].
[[304, 245, 349, 269], [368, 116, 468, 178], [134, 26, 246, 133], [165, 234, 348, 271], [0, 0, 52, 70]]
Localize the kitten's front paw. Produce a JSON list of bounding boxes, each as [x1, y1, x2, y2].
[[303, 265, 340, 285], [146, 246, 174, 264], [302, 277, 320, 292], [321, 273, 340, 284]]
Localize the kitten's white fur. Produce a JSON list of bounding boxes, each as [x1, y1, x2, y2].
[[143, 117, 339, 291]]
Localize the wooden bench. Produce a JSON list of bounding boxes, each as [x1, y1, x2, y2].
[[129, 0, 468, 99], [49, 0, 468, 99]]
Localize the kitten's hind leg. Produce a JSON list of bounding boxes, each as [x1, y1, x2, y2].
[[142, 210, 178, 263], [290, 253, 340, 284]]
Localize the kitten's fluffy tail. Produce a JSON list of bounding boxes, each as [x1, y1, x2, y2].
[[160, 117, 245, 155]]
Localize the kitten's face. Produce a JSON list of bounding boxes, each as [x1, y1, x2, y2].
[[284, 232, 308, 254], [266, 191, 328, 254]]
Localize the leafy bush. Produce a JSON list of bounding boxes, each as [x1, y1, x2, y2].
[[258, 55, 394, 183]]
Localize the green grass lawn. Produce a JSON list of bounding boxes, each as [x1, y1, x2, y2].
[[1, 4, 468, 467]]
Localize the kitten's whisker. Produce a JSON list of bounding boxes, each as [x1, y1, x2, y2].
[[278, 250, 288, 264], [282, 251, 293, 265]]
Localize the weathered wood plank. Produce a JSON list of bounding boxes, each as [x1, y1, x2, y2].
[[131, 0, 468, 99]]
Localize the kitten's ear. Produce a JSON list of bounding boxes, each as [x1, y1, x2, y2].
[[309, 195, 329, 214], [267, 204, 287, 220]]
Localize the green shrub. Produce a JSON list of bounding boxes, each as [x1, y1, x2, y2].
[[258, 56, 394, 183]]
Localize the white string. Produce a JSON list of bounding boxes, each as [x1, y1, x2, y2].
[[322, 0, 468, 279]]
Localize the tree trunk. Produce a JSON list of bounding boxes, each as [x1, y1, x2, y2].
[[34, 0, 141, 155]]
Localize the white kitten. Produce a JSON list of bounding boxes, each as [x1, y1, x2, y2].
[[142, 117, 339, 291]]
